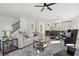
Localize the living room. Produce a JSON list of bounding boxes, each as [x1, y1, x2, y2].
[[0, 3, 79, 56]]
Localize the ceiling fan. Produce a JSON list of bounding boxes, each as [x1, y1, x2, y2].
[[34, 3, 56, 12]]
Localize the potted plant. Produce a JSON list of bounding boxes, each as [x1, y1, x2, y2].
[[2, 31, 9, 41]]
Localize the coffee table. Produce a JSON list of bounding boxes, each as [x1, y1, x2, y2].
[[33, 39, 47, 52], [33, 37, 65, 56]]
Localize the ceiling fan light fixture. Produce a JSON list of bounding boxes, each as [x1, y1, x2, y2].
[[34, 3, 56, 12]]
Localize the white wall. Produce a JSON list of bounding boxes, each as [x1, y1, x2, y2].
[[20, 17, 28, 32], [20, 17, 39, 33], [0, 16, 19, 39]]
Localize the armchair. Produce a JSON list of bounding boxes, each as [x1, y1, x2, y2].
[[64, 29, 78, 46]]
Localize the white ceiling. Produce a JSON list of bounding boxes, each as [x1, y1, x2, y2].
[[0, 3, 79, 22]]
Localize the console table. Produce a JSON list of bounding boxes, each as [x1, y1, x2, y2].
[[0, 38, 18, 56]]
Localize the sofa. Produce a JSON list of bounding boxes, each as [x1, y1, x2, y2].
[[18, 36, 39, 48], [12, 31, 39, 49]]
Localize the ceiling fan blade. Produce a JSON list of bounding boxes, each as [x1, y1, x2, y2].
[[47, 6, 52, 10], [41, 7, 44, 12], [34, 5, 44, 7], [47, 3, 56, 6], [44, 3, 47, 6]]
